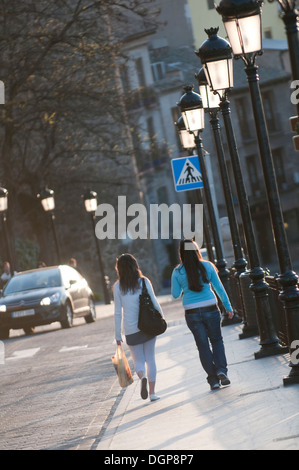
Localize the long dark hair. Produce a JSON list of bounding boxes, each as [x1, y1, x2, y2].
[[115, 253, 143, 294], [179, 239, 208, 292]]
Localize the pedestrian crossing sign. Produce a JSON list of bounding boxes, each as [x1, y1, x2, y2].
[[171, 156, 203, 192]]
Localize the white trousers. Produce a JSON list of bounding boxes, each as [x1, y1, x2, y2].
[[128, 337, 157, 382]]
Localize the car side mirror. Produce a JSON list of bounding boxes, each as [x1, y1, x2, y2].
[[69, 279, 76, 286]]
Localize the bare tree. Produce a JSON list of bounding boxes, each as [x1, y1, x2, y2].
[[0, 0, 158, 267]]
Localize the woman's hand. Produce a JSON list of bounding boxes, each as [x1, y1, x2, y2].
[[227, 311, 234, 319]]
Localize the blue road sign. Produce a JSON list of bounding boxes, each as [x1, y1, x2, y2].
[[171, 155, 203, 192]]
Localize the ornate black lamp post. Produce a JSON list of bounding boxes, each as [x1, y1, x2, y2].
[[216, 0, 299, 384], [37, 187, 61, 264], [83, 190, 111, 305], [195, 68, 247, 326], [194, 68, 247, 278], [196, 28, 286, 358], [177, 86, 232, 302], [268, 0, 299, 114], [0, 187, 14, 272], [175, 115, 216, 264]]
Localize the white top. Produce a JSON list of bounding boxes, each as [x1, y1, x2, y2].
[[113, 277, 163, 342], [1, 271, 17, 283]]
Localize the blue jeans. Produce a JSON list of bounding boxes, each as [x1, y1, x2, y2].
[[185, 307, 228, 385]]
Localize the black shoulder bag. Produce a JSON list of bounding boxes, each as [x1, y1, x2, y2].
[[138, 278, 167, 336]]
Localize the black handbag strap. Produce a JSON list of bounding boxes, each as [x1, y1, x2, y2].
[[141, 277, 147, 294]]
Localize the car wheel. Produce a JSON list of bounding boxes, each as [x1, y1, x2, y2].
[[23, 326, 35, 336], [85, 298, 96, 324], [60, 302, 73, 329], [0, 327, 9, 340]]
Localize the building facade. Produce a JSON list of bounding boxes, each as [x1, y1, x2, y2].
[[188, 0, 287, 48], [119, 0, 299, 276]]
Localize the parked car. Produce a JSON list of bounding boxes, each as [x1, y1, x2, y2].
[[0, 265, 96, 339]]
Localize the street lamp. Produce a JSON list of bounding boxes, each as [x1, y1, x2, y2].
[[83, 190, 111, 305], [0, 187, 14, 272], [177, 86, 232, 303], [198, 27, 234, 92], [216, 0, 263, 56], [195, 68, 248, 328], [216, 0, 299, 384], [176, 115, 197, 150], [37, 187, 61, 264], [0, 187, 8, 212], [196, 27, 285, 358], [267, 0, 299, 114], [84, 190, 98, 213], [196, 70, 224, 110], [175, 115, 216, 265], [179, 85, 205, 132]]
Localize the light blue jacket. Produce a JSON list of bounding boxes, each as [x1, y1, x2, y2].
[[171, 261, 232, 312]]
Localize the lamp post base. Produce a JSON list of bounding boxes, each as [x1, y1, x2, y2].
[[254, 343, 288, 360], [283, 366, 299, 386], [239, 323, 259, 339]]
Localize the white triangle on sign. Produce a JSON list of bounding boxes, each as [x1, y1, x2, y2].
[[177, 158, 202, 186]]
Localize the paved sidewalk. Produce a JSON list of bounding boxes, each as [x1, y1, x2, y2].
[[97, 311, 299, 451]]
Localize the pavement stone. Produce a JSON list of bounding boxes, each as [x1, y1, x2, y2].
[[96, 304, 299, 451]]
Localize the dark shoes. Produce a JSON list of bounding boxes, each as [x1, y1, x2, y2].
[[140, 377, 148, 399], [217, 373, 231, 386], [210, 381, 220, 391], [209, 373, 231, 390]]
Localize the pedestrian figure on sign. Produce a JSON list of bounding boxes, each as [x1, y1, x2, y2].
[[185, 163, 196, 183]]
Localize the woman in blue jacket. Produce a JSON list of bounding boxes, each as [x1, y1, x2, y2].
[[171, 239, 233, 390]]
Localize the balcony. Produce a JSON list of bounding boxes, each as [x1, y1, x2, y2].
[[136, 143, 170, 174], [124, 86, 158, 111]]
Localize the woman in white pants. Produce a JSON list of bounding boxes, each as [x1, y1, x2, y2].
[[113, 253, 163, 402]]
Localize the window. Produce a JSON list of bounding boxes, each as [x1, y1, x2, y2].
[[146, 116, 158, 163], [171, 106, 180, 124], [284, 209, 299, 243], [272, 148, 286, 190], [147, 117, 156, 144], [135, 57, 146, 87], [157, 186, 169, 205], [225, 160, 238, 203], [235, 97, 252, 140], [151, 62, 166, 81], [61, 266, 82, 288], [262, 91, 277, 132], [171, 106, 182, 149], [119, 63, 130, 93], [246, 155, 260, 195], [131, 127, 143, 171], [207, 0, 214, 9], [264, 28, 272, 39]]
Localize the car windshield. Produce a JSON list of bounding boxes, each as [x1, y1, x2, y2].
[[3, 269, 62, 295]]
